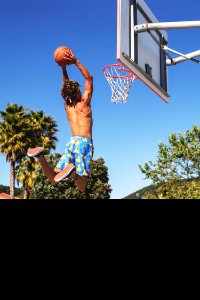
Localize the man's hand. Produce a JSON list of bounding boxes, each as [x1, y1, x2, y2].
[[63, 49, 77, 65]]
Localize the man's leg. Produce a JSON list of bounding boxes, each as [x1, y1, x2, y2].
[[37, 155, 58, 185], [70, 171, 89, 193], [27, 147, 57, 185], [69, 137, 92, 193]]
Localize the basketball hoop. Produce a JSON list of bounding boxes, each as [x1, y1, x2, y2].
[[102, 63, 136, 103]]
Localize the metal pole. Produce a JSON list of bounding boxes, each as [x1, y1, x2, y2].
[[165, 49, 200, 65], [134, 21, 200, 33]]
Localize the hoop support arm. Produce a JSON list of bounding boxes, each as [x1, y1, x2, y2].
[[163, 46, 200, 65], [134, 21, 200, 33]]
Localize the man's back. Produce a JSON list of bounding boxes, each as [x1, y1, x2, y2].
[[65, 101, 93, 139]]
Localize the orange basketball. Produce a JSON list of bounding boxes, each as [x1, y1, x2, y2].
[[54, 46, 72, 67]]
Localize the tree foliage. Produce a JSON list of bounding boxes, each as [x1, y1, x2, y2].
[[0, 103, 58, 199], [15, 157, 39, 199], [28, 110, 58, 152], [0, 104, 31, 198], [30, 154, 112, 199], [139, 125, 200, 199], [16, 110, 58, 199]]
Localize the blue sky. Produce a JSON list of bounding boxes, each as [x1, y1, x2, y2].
[[0, 0, 200, 199]]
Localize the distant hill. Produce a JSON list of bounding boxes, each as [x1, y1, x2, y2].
[[123, 184, 158, 199], [124, 178, 200, 199]]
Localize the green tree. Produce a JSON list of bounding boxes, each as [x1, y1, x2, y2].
[[139, 125, 200, 199], [16, 110, 58, 199], [15, 157, 38, 199], [0, 104, 59, 199], [28, 110, 58, 152], [30, 154, 112, 199], [0, 104, 31, 199]]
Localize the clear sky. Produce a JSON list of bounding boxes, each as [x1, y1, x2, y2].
[[0, 0, 200, 199]]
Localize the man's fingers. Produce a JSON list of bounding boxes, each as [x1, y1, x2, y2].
[[62, 48, 76, 65]]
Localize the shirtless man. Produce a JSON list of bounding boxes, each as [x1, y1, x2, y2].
[[27, 50, 94, 192]]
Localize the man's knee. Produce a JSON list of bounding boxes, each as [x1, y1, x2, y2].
[[70, 172, 89, 192]]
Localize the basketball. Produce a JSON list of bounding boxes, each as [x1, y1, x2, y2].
[[54, 46, 73, 67]]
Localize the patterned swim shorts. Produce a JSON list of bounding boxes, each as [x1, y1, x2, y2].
[[55, 136, 94, 177]]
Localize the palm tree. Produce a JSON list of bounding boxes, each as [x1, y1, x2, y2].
[[16, 157, 38, 199], [16, 110, 58, 199], [0, 104, 31, 199], [28, 110, 58, 153]]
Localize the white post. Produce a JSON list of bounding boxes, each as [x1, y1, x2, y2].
[[166, 49, 200, 65], [134, 21, 200, 33]]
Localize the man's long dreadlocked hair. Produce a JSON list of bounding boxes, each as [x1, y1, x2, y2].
[[61, 80, 81, 105]]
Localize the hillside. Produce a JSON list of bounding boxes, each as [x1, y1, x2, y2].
[[123, 184, 158, 199], [124, 178, 200, 199]]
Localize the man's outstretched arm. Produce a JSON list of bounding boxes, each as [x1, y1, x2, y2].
[[75, 59, 93, 104], [65, 50, 93, 103], [62, 67, 69, 82]]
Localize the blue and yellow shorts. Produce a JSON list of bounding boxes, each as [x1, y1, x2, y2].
[[55, 136, 94, 177]]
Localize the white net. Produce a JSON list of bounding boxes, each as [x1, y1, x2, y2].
[[103, 64, 136, 103]]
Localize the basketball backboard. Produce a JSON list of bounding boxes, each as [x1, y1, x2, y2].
[[117, 0, 170, 103]]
